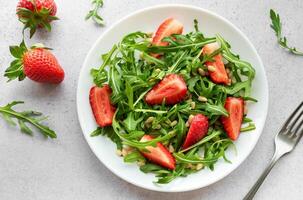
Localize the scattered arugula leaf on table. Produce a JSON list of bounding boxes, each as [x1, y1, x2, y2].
[[270, 9, 303, 56], [86, 0, 105, 26], [0, 101, 56, 138]]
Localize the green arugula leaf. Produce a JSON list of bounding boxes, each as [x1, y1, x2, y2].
[[124, 150, 145, 163], [270, 9, 303, 56], [91, 126, 122, 150], [122, 112, 143, 132], [0, 101, 56, 138], [86, 0, 105, 26]]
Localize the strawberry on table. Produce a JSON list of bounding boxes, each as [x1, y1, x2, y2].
[[221, 97, 244, 140], [182, 114, 209, 149], [145, 74, 187, 105], [140, 135, 176, 170], [203, 42, 229, 85], [5, 41, 65, 84], [89, 85, 116, 127], [16, 0, 58, 37]]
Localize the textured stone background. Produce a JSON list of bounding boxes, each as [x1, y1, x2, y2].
[[0, 0, 303, 199]]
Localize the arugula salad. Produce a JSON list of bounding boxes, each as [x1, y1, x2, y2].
[[88, 18, 256, 184]]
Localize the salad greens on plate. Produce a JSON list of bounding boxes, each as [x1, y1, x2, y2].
[[88, 18, 256, 184]]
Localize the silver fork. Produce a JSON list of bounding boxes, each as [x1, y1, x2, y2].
[[244, 101, 303, 200]]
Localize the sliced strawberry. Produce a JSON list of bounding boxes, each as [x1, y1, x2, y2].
[[203, 42, 220, 55], [89, 85, 116, 127], [145, 74, 187, 105], [140, 135, 176, 170], [221, 97, 244, 140], [182, 114, 209, 149], [203, 42, 229, 85], [152, 18, 183, 46]]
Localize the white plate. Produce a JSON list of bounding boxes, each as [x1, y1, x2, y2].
[[77, 4, 268, 192]]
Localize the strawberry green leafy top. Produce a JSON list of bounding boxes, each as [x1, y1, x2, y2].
[[17, 0, 59, 38]]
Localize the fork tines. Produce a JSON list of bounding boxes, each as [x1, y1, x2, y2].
[[282, 101, 303, 139]]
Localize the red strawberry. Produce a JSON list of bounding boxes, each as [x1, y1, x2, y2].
[[203, 42, 229, 85], [16, 0, 58, 37], [152, 18, 183, 46], [5, 42, 64, 84], [89, 85, 116, 127], [151, 18, 183, 57], [182, 114, 209, 149], [221, 97, 244, 140], [145, 74, 187, 105], [140, 135, 176, 170]]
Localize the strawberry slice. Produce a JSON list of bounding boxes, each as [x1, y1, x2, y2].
[[203, 42, 229, 85], [89, 85, 116, 127], [182, 114, 209, 149], [145, 74, 187, 105], [152, 18, 183, 46], [221, 97, 244, 140], [140, 135, 176, 170]]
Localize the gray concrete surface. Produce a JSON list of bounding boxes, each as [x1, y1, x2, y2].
[[0, 0, 303, 199]]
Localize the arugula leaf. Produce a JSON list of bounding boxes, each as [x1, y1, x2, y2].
[[174, 114, 187, 151], [91, 126, 122, 150], [0, 101, 56, 138], [270, 9, 303, 56], [124, 150, 145, 163], [86, 0, 105, 26], [122, 112, 143, 131], [140, 163, 170, 174]]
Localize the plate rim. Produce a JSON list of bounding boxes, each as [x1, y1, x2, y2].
[[77, 3, 269, 192]]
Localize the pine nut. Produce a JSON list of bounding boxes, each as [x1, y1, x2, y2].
[[185, 121, 190, 127], [155, 68, 161, 73], [207, 65, 216, 72], [186, 163, 193, 169], [198, 96, 208, 102], [196, 163, 204, 170], [116, 149, 122, 157], [154, 124, 161, 129], [137, 160, 146, 167], [188, 115, 195, 124], [122, 148, 128, 157], [145, 117, 154, 124], [198, 68, 206, 76], [191, 101, 196, 109], [168, 144, 175, 153], [170, 120, 178, 127]]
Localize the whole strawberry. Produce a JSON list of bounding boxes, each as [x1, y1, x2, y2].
[[5, 41, 65, 84], [16, 0, 58, 37]]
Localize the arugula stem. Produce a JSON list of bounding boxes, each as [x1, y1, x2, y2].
[[134, 109, 167, 114], [146, 38, 217, 53], [241, 123, 256, 132]]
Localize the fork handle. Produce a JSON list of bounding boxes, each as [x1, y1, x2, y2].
[[243, 152, 283, 200]]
